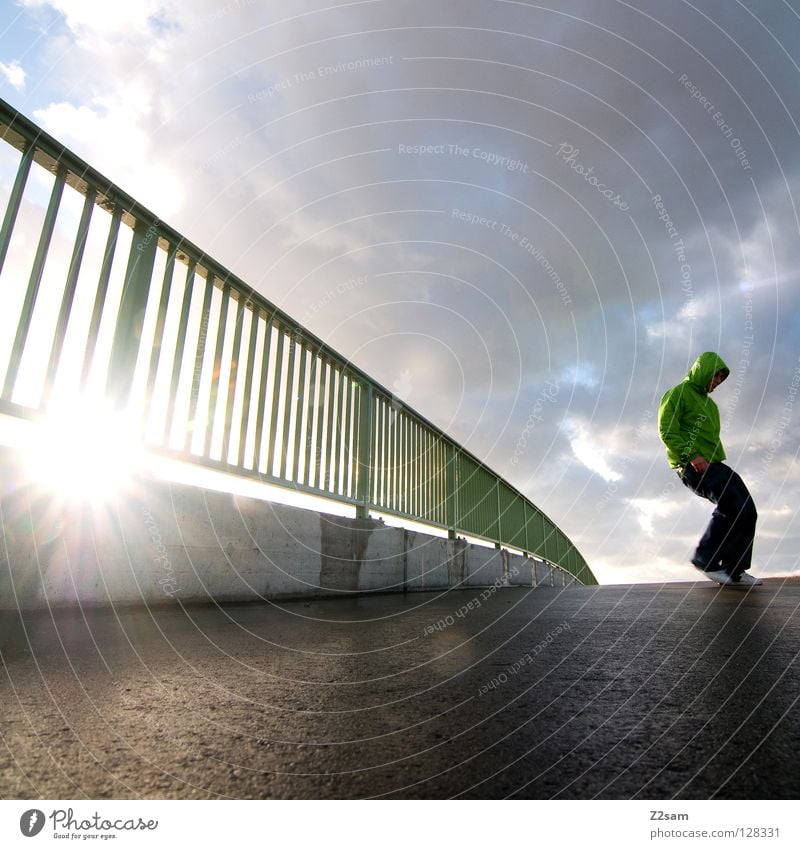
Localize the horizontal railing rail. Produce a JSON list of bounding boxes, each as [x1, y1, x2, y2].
[[0, 98, 596, 586]]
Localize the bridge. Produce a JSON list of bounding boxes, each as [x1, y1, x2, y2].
[[0, 96, 594, 611], [2, 100, 796, 805]]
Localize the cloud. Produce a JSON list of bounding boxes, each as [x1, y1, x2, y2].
[[0, 60, 26, 91], [628, 497, 678, 536], [563, 418, 621, 483], [6, 0, 800, 584], [20, 0, 165, 38], [33, 95, 184, 219]]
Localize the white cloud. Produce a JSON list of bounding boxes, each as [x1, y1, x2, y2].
[[34, 95, 183, 220], [628, 497, 678, 536], [563, 419, 621, 482], [20, 0, 164, 38], [0, 60, 26, 91]]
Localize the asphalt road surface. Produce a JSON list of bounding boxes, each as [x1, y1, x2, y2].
[[1, 580, 798, 799]]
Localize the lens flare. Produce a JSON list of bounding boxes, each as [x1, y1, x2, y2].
[[23, 400, 144, 503]]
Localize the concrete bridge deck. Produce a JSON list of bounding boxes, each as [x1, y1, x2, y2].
[[1, 580, 797, 799]]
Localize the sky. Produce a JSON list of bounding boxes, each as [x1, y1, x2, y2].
[[1, 0, 799, 584]]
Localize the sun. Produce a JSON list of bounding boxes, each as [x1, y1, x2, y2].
[[21, 399, 145, 504]]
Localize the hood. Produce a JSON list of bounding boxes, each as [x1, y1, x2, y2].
[[684, 352, 730, 393]]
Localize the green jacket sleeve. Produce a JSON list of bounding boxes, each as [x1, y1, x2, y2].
[[658, 386, 691, 468]]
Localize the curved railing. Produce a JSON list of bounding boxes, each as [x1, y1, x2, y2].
[[0, 98, 596, 586]]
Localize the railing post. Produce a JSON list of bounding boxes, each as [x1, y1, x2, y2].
[[105, 217, 158, 410], [446, 443, 457, 539], [355, 382, 373, 519]]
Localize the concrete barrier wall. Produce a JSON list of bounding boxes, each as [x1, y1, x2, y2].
[[0, 451, 578, 610]]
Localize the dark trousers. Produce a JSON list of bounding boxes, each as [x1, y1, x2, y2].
[[679, 462, 757, 578]]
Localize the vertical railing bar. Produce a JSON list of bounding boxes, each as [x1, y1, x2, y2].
[[400, 413, 407, 515], [448, 444, 457, 535], [292, 343, 308, 483], [162, 259, 197, 445], [341, 373, 353, 497], [351, 378, 361, 500], [41, 186, 96, 405], [104, 218, 159, 410], [401, 415, 408, 515], [400, 412, 406, 513], [0, 141, 34, 275], [419, 424, 424, 518], [416, 422, 422, 518], [316, 360, 329, 491], [392, 406, 400, 512], [411, 419, 419, 516], [379, 398, 387, 507], [266, 325, 285, 476], [203, 283, 231, 459], [184, 272, 215, 453], [333, 365, 345, 495], [434, 438, 440, 523], [426, 430, 432, 521], [142, 244, 176, 423], [411, 421, 417, 518], [355, 381, 373, 518], [252, 312, 275, 472], [384, 401, 390, 508], [304, 350, 318, 486], [371, 395, 380, 506], [221, 295, 246, 466], [522, 499, 529, 553], [434, 437, 440, 523], [323, 362, 336, 492], [237, 304, 260, 469], [496, 478, 502, 544], [312, 361, 326, 490], [377, 398, 385, 506], [79, 206, 121, 392], [3, 164, 66, 400], [279, 333, 297, 480]]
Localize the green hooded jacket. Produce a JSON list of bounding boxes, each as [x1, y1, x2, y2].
[[658, 352, 730, 470]]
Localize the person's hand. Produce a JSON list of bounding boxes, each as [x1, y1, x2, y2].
[[690, 455, 709, 473]]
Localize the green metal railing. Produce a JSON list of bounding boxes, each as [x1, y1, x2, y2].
[[0, 98, 596, 586]]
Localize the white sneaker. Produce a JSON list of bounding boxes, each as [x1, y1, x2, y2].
[[701, 568, 736, 586], [733, 572, 763, 586]]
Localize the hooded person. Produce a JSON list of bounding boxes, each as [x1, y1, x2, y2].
[[658, 352, 761, 587]]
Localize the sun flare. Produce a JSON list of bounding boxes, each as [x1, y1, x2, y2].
[[22, 400, 145, 503]]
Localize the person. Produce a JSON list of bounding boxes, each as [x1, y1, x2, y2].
[[658, 352, 762, 587]]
